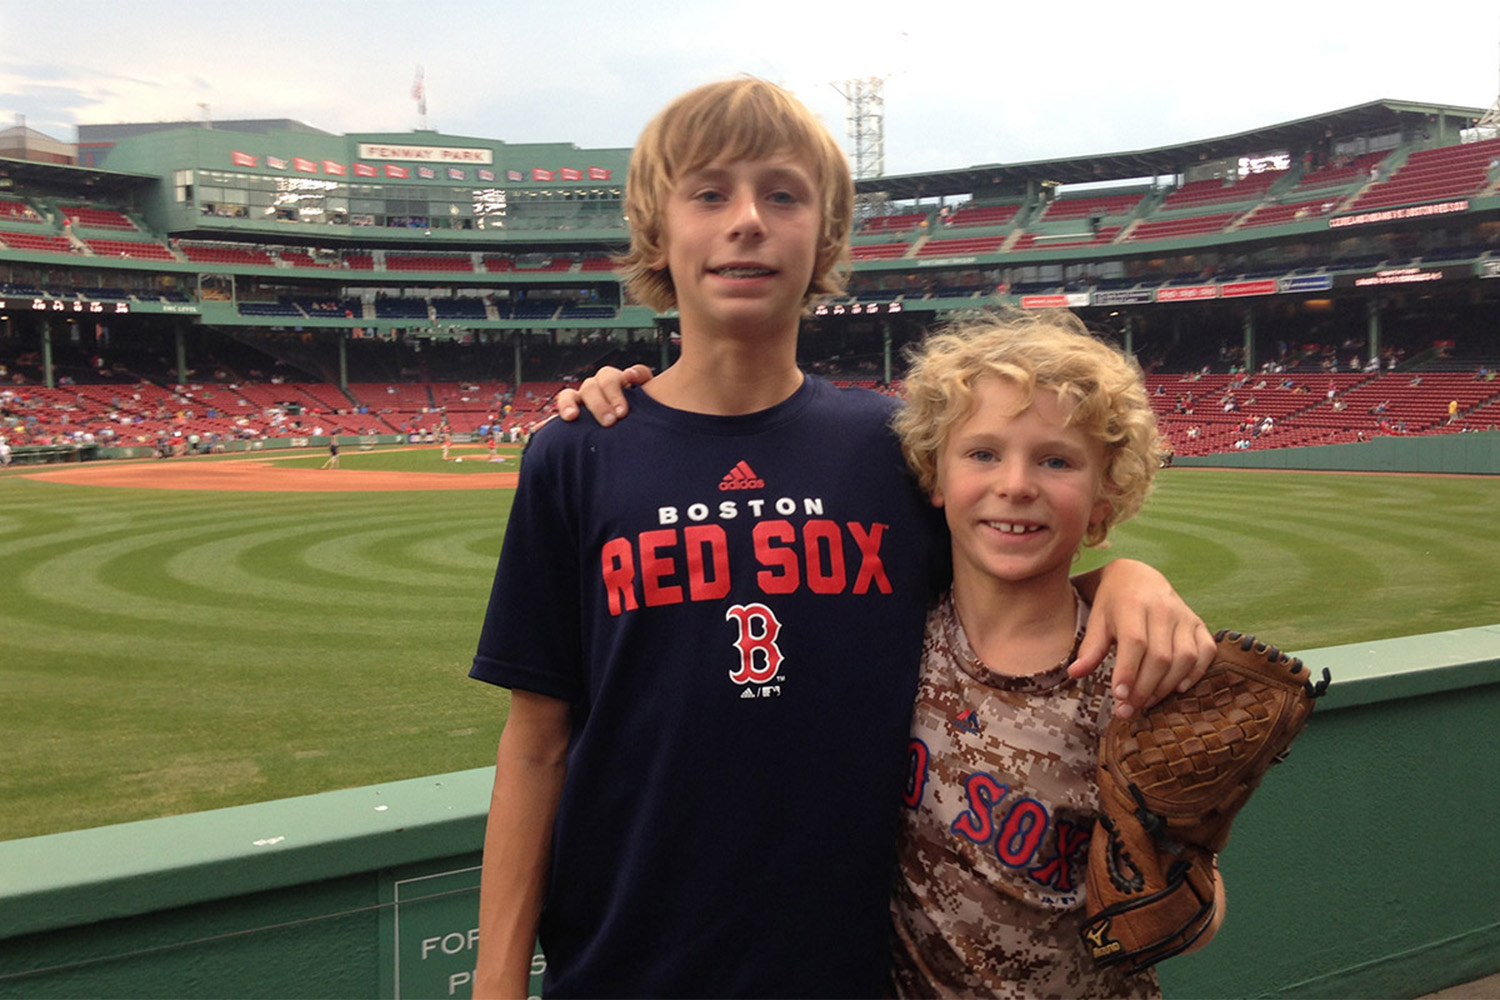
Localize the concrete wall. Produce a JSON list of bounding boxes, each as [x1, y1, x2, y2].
[[2, 626, 1498, 999], [1175, 430, 1500, 475]]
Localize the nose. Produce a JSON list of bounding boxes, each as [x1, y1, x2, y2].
[[727, 191, 765, 238], [994, 460, 1036, 500]]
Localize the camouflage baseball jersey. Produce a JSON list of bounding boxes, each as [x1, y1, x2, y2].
[[889, 590, 1161, 999]]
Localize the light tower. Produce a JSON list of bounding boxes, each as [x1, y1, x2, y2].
[[830, 76, 888, 223], [831, 76, 886, 179]]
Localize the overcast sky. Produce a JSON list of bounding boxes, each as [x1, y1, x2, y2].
[[3, 1, 1499, 177]]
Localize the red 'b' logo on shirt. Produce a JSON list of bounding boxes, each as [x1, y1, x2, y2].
[[725, 603, 783, 684]]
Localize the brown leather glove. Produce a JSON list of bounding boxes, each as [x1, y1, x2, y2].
[[1081, 630, 1329, 972]]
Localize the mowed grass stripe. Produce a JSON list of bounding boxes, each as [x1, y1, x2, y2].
[[1078, 469, 1500, 649], [1, 476, 512, 838], [2, 464, 1498, 840]]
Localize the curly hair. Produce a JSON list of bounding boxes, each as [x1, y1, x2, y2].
[[615, 77, 854, 314], [893, 310, 1161, 548]]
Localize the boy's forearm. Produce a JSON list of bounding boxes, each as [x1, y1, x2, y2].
[[474, 694, 571, 1000]]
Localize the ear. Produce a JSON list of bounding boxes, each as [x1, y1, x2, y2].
[[1089, 496, 1111, 531], [930, 483, 946, 509]]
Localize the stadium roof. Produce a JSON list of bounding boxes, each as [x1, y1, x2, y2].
[[857, 99, 1489, 200], [77, 119, 333, 142], [0, 156, 158, 196]]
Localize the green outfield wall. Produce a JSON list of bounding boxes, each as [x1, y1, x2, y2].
[[1, 627, 1497, 999], [1174, 430, 1500, 475]]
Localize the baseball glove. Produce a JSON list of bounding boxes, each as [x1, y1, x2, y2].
[[1080, 629, 1330, 972]]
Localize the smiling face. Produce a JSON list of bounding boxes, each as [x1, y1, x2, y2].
[[932, 376, 1111, 596], [657, 152, 821, 340]]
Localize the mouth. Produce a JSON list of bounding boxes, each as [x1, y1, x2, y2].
[[984, 520, 1045, 535], [710, 265, 777, 278]]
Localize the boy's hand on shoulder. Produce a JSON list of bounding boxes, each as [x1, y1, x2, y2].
[[556, 364, 655, 426], [1067, 559, 1215, 718]]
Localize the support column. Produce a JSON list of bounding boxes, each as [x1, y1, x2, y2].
[[1121, 314, 1135, 357], [337, 333, 348, 393], [1241, 306, 1255, 373], [41, 319, 54, 390], [882, 318, 893, 386], [1366, 298, 1382, 365], [512, 332, 524, 386], [175, 322, 188, 385]]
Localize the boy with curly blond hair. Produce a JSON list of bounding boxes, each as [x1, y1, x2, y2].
[[888, 311, 1223, 998]]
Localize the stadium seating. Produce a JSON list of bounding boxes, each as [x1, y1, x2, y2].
[[179, 242, 275, 266], [85, 238, 175, 261], [1236, 199, 1338, 229], [1289, 150, 1391, 193], [850, 242, 911, 261], [941, 204, 1020, 229], [432, 298, 488, 320], [1040, 194, 1143, 221], [0, 231, 72, 254], [1125, 212, 1240, 242], [279, 250, 332, 268], [859, 211, 928, 235], [60, 205, 139, 231], [1159, 171, 1284, 212], [915, 236, 1005, 257], [1346, 137, 1500, 212], [1009, 227, 1121, 252], [384, 253, 474, 273], [0, 198, 44, 223]]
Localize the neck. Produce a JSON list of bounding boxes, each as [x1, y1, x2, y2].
[[950, 568, 1079, 677], [644, 318, 803, 415]]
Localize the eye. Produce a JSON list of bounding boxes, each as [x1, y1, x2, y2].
[[1041, 455, 1075, 470], [967, 448, 998, 463], [768, 189, 799, 205], [692, 188, 726, 204]]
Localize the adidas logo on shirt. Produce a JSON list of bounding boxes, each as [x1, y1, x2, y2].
[[719, 460, 765, 491]]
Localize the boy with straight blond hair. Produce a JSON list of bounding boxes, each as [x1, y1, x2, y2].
[[472, 79, 1211, 998], [888, 311, 1223, 997]]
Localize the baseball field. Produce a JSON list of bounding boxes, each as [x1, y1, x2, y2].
[[2, 445, 1497, 842]]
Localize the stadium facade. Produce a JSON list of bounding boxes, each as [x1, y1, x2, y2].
[[3, 98, 1500, 454]]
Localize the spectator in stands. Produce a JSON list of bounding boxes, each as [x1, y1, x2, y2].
[[485, 78, 1213, 999]]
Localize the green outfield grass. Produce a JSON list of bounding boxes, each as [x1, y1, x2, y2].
[[1, 459, 1497, 841]]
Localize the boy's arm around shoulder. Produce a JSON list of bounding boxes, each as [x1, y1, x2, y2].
[[473, 691, 571, 1000], [1069, 558, 1216, 718]]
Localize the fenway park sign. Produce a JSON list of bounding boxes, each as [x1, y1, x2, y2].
[[355, 143, 494, 164]]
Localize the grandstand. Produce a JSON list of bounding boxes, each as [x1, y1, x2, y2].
[[3, 97, 1500, 457]]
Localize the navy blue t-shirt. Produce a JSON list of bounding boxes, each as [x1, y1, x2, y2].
[[471, 376, 944, 997]]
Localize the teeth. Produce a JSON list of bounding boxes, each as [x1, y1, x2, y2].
[[715, 267, 773, 277], [987, 521, 1043, 534]]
